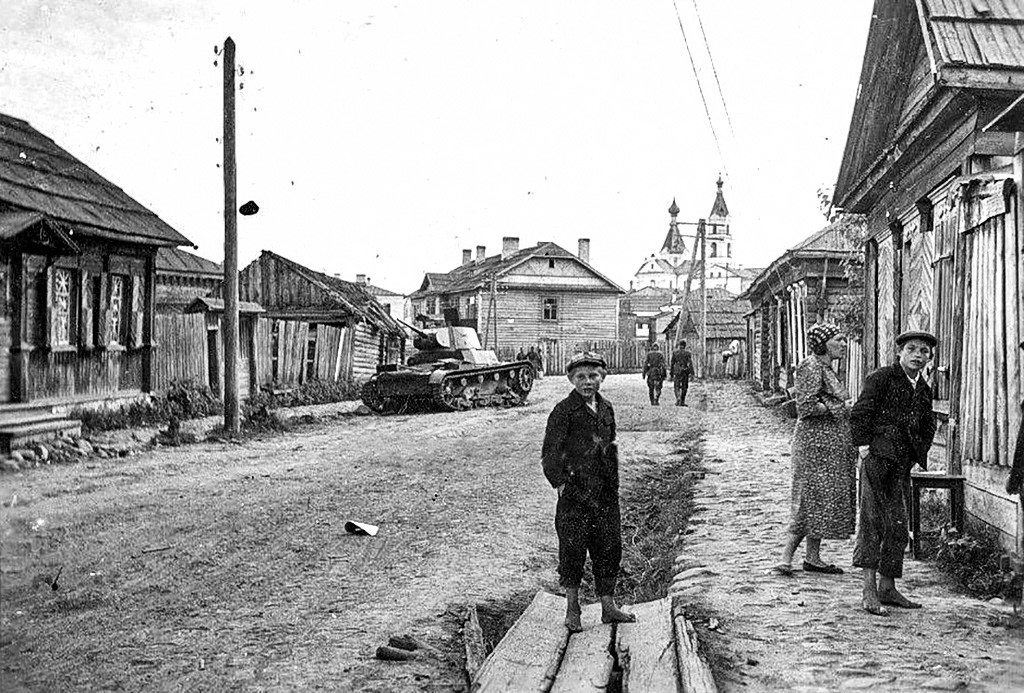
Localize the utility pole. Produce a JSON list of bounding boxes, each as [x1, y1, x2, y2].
[[673, 218, 705, 350], [222, 37, 240, 435], [700, 222, 707, 379]]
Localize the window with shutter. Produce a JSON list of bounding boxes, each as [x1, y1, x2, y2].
[[108, 274, 128, 345], [47, 266, 76, 347], [79, 270, 93, 349], [128, 275, 143, 348]]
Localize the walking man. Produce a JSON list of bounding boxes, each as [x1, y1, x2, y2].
[[642, 342, 667, 405], [851, 330, 938, 616], [542, 352, 636, 631], [670, 340, 694, 406]]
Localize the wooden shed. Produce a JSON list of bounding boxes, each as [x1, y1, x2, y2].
[[834, 0, 1024, 553], [662, 289, 750, 379], [0, 113, 193, 407], [739, 216, 865, 396], [156, 247, 222, 313], [236, 251, 405, 388]]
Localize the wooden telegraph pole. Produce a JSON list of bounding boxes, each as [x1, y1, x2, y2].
[[673, 218, 706, 357], [700, 220, 707, 378], [223, 37, 240, 434]]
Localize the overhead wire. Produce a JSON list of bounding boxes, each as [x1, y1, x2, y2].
[[669, 0, 729, 178], [690, 0, 734, 137]]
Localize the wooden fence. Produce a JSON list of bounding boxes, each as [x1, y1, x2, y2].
[[154, 313, 208, 391], [497, 339, 651, 376]]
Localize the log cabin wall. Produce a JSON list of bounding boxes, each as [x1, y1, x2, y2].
[[0, 253, 10, 402], [8, 240, 157, 404], [472, 288, 619, 351]]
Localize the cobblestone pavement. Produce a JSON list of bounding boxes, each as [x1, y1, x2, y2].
[[670, 380, 1024, 693]]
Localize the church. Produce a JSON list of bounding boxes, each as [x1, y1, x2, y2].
[[632, 178, 753, 295]]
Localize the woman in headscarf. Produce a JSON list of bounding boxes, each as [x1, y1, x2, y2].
[[773, 322, 857, 575]]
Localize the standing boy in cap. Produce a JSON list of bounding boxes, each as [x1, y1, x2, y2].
[[850, 330, 938, 616], [542, 352, 636, 632]]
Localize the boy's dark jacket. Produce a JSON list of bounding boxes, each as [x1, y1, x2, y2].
[[542, 390, 618, 498], [850, 363, 937, 469]]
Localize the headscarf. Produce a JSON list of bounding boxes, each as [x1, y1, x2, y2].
[[807, 322, 841, 353]]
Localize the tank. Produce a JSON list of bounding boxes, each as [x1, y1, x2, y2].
[[360, 325, 535, 414]]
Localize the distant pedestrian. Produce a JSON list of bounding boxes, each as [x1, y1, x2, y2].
[[851, 330, 938, 616], [642, 343, 667, 405], [725, 338, 743, 379], [515, 347, 527, 362], [670, 340, 693, 406], [542, 352, 636, 632], [774, 323, 855, 577], [527, 347, 544, 379]]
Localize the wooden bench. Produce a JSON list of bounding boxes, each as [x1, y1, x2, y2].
[[909, 470, 965, 559]]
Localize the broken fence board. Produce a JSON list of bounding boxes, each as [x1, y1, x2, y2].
[[615, 597, 679, 692], [549, 603, 615, 693], [672, 600, 717, 693], [472, 591, 569, 692]]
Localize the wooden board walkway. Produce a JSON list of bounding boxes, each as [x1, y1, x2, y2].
[[471, 592, 716, 692]]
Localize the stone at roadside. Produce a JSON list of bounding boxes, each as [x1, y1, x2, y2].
[[9, 451, 24, 463], [354, 405, 373, 416], [35, 444, 50, 462], [921, 676, 967, 690], [674, 566, 718, 581], [15, 449, 36, 463], [987, 597, 1004, 606], [76, 439, 94, 454], [2, 459, 20, 473]]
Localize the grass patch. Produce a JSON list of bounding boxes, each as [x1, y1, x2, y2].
[[75, 380, 221, 435]]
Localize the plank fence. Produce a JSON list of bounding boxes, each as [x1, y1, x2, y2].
[[154, 313, 208, 391], [497, 340, 650, 376], [471, 592, 716, 692]]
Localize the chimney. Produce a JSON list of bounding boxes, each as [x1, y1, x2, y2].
[[476, 245, 486, 263], [356, 273, 367, 285], [578, 238, 590, 264], [462, 249, 472, 265], [502, 236, 519, 259]]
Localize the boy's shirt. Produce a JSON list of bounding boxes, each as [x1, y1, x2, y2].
[[542, 390, 617, 500]]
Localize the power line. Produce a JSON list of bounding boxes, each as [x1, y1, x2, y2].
[[690, 0, 734, 136], [670, 0, 728, 177]]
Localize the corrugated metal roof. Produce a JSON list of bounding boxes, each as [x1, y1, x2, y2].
[[156, 247, 222, 276], [0, 113, 192, 247]]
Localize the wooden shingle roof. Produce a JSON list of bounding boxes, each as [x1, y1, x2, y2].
[[157, 247, 222, 277], [0, 113, 192, 247]]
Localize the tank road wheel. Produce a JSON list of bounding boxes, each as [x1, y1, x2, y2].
[[437, 379, 459, 412], [516, 366, 534, 394], [360, 379, 387, 414]]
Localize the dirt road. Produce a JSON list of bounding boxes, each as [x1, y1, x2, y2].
[[0, 373, 694, 692]]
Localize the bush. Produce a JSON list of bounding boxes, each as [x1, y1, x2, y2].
[[76, 380, 221, 434], [934, 525, 1021, 601], [266, 379, 360, 408]]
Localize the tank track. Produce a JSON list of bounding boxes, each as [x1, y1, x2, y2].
[[361, 362, 534, 414]]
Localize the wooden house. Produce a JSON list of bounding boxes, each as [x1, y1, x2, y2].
[[662, 288, 751, 379], [156, 247, 222, 313], [618, 286, 677, 343], [833, 0, 1024, 553], [351, 274, 405, 319], [237, 251, 405, 388], [408, 238, 624, 374], [0, 113, 193, 409], [739, 216, 865, 396]]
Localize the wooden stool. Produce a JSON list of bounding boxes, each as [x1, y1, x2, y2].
[[910, 471, 965, 559]]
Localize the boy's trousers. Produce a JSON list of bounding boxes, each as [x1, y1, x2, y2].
[[555, 491, 622, 596], [853, 453, 910, 578]]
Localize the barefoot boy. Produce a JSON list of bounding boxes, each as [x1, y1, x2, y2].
[[851, 330, 937, 616], [542, 352, 636, 632]]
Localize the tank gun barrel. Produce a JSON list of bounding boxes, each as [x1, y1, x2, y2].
[[395, 317, 431, 339]]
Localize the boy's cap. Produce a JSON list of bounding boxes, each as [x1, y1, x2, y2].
[[567, 351, 606, 372], [895, 330, 937, 348]]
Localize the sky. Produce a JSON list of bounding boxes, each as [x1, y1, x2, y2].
[[3, 0, 874, 293]]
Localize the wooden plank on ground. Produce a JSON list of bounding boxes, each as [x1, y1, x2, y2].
[[472, 591, 570, 692], [549, 603, 614, 693], [671, 600, 717, 693], [615, 598, 679, 693]]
